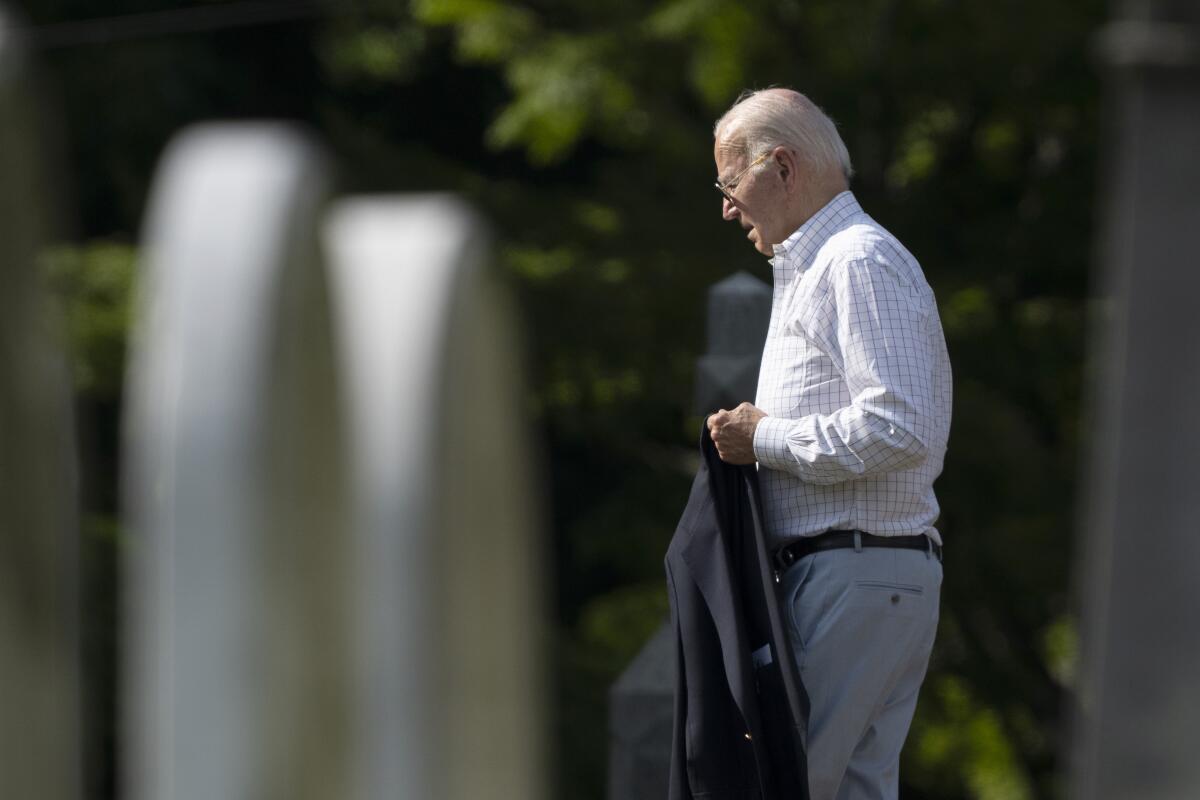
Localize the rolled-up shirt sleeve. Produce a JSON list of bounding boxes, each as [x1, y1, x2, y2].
[[753, 255, 934, 484]]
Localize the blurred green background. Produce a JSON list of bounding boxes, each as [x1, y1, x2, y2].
[[15, 0, 1102, 797]]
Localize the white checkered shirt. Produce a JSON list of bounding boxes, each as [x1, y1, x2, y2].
[[752, 191, 952, 546]]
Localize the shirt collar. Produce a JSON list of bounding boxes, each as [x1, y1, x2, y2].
[[769, 191, 863, 277]]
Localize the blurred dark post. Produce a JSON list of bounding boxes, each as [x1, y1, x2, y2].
[[0, 6, 82, 798], [609, 270, 770, 799], [1073, 3, 1200, 798]]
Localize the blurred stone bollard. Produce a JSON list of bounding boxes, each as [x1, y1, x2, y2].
[[0, 7, 83, 799], [608, 270, 770, 799], [122, 124, 355, 800], [1072, 4, 1200, 800], [123, 124, 546, 799], [324, 196, 546, 800]]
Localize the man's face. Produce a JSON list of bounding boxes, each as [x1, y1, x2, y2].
[[714, 141, 786, 257]]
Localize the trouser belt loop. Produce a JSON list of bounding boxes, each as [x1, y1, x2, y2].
[[853, 531, 862, 553], [925, 535, 932, 560]]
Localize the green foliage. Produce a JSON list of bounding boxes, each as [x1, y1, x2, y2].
[[646, 0, 755, 108], [39, 241, 136, 401], [579, 581, 670, 673], [414, 0, 537, 62], [321, 25, 428, 83], [16, 0, 1108, 796], [1042, 615, 1079, 690], [487, 34, 638, 164], [910, 675, 1036, 800]]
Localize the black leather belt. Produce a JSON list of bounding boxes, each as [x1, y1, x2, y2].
[[772, 529, 942, 579]]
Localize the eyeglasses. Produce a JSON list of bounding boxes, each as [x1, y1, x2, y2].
[[714, 152, 770, 203]]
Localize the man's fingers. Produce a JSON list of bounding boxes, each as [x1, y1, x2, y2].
[[708, 410, 729, 437]]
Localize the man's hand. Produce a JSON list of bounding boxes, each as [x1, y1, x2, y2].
[[706, 402, 767, 464]]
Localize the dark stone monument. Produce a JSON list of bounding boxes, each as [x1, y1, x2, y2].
[[694, 271, 772, 414], [609, 270, 771, 799], [608, 625, 676, 800]]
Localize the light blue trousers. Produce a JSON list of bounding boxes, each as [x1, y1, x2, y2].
[[780, 545, 942, 800]]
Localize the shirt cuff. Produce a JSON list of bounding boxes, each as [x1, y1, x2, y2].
[[753, 416, 794, 471]]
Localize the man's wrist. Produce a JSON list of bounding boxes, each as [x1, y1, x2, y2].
[[752, 415, 792, 469]]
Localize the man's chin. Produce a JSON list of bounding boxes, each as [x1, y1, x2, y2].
[[746, 229, 771, 257]]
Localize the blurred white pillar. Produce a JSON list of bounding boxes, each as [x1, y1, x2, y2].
[[0, 8, 82, 799], [1073, 4, 1200, 798], [123, 124, 354, 800], [324, 197, 546, 800]]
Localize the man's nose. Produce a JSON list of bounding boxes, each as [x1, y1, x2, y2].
[[722, 197, 739, 221]]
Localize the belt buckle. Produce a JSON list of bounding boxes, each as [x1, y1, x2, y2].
[[771, 545, 795, 584], [773, 543, 797, 572]]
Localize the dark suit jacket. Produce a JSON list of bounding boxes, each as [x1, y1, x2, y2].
[[665, 425, 808, 800]]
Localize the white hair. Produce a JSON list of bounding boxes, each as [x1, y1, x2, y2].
[[713, 88, 854, 181]]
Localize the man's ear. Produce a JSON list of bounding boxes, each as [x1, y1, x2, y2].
[[773, 145, 797, 190]]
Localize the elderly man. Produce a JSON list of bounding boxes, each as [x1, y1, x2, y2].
[[707, 88, 952, 799]]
